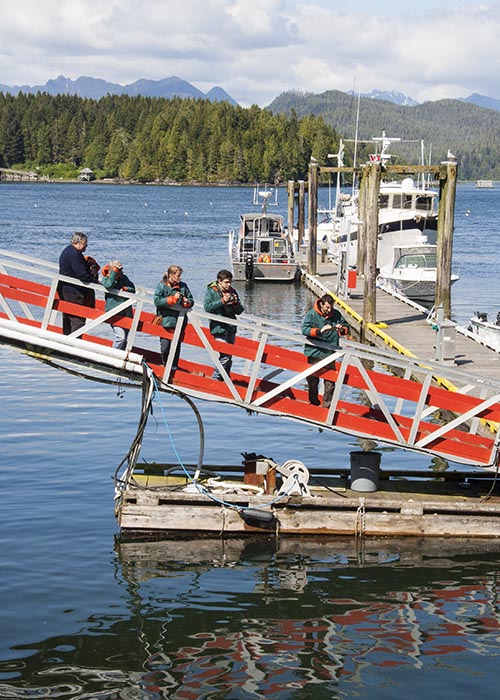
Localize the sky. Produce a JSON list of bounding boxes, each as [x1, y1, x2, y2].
[[1, 0, 499, 107]]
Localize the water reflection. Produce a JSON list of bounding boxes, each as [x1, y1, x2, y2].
[[2, 537, 500, 699]]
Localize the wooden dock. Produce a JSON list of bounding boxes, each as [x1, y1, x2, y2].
[[117, 466, 500, 538]]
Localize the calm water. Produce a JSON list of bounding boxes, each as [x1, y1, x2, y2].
[[1, 182, 500, 699]]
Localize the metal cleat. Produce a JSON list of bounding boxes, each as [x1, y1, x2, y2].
[[277, 459, 312, 497]]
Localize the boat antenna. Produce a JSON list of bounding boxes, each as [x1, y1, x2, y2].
[[371, 131, 400, 164], [253, 183, 277, 214], [328, 140, 345, 214], [352, 92, 361, 196]]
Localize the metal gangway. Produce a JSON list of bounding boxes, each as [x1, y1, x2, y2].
[[2, 247, 500, 468]]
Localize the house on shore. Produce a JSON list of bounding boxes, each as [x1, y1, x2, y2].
[[79, 168, 95, 181]]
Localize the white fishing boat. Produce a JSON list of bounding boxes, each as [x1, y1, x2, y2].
[[467, 311, 500, 351], [476, 180, 494, 188], [298, 133, 439, 271], [377, 238, 459, 303], [229, 187, 299, 282], [328, 134, 439, 269]]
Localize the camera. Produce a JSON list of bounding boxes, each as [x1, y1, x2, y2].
[[225, 292, 238, 304]]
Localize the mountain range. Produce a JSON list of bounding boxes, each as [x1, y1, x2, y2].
[[0, 74, 238, 105], [267, 88, 500, 179], [352, 89, 500, 112], [1, 74, 500, 114]]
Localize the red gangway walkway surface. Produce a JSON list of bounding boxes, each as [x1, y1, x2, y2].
[[1, 247, 500, 468]]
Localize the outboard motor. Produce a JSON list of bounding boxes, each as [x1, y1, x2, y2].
[[245, 254, 254, 280]]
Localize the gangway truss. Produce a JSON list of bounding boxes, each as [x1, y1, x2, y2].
[[1, 247, 500, 468]]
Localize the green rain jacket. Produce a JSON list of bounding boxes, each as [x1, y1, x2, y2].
[[302, 298, 349, 360], [101, 267, 136, 318], [204, 281, 244, 337], [153, 279, 194, 328]]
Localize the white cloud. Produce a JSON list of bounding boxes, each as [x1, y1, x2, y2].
[[0, 0, 499, 105]]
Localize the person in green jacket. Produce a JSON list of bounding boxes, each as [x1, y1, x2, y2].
[[153, 265, 194, 368], [100, 259, 136, 350], [302, 293, 349, 407], [204, 269, 244, 380]]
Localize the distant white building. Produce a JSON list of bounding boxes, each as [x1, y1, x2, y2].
[[79, 168, 95, 181]]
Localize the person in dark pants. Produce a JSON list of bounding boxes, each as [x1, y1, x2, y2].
[[58, 232, 96, 335], [204, 269, 244, 380], [153, 265, 194, 369], [302, 294, 349, 407]]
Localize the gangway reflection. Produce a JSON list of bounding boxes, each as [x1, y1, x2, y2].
[[114, 536, 500, 694], [2, 537, 499, 698]]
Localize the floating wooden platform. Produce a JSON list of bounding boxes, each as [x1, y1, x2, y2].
[[116, 467, 500, 539]]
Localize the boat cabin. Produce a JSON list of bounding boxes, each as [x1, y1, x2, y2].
[[241, 213, 284, 238], [378, 179, 437, 214], [239, 213, 289, 263]]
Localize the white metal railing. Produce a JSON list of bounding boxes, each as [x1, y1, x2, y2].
[[2, 248, 500, 465]]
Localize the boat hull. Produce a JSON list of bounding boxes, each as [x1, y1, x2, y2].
[[468, 316, 500, 352], [378, 272, 438, 302], [232, 260, 299, 282]]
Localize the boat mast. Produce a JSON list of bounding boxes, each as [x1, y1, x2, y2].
[[253, 184, 277, 214], [352, 92, 361, 196]]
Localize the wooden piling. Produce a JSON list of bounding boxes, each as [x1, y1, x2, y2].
[[436, 162, 458, 318], [356, 169, 368, 274], [287, 180, 295, 239], [308, 162, 318, 274], [298, 180, 305, 249], [363, 162, 381, 325]]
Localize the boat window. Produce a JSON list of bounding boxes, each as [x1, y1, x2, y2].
[[396, 253, 436, 269], [392, 194, 413, 209], [273, 240, 287, 258], [270, 218, 282, 235], [415, 195, 434, 212], [259, 241, 271, 254], [379, 194, 389, 209]]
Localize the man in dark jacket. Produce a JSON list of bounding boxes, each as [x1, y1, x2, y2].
[[153, 265, 194, 369], [302, 293, 349, 406], [204, 269, 243, 380], [58, 232, 96, 335]]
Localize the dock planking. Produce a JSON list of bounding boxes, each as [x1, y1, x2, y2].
[[303, 260, 500, 386]]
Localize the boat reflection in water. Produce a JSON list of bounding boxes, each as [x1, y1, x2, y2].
[[3, 537, 499, 697]]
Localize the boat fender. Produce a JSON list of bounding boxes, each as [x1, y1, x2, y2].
[[245, 254, 254, 280], [239, 508, 276, 530]]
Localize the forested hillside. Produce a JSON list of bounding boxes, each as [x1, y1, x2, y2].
[[0, 92, 338, 184], [268, 90, 500, 180]]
